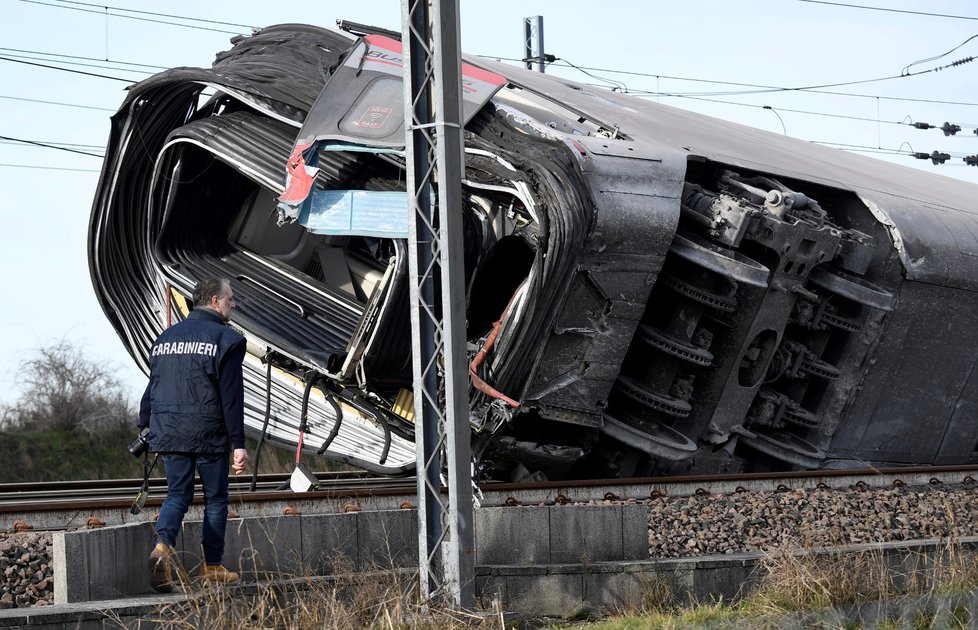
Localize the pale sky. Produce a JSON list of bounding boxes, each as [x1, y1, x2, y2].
[[2, 0, 977, 405]]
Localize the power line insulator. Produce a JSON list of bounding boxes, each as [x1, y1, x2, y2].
[[964, 155, 978, 167], [941, 122, 961, 136], [913, 122, 934, 130], [913, 151, 951, 165]]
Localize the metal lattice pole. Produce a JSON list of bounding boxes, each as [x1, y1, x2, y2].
[[401, 0, 474, 608], [523, 16, 545, 73]]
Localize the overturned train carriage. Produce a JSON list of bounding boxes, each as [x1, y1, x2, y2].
[[90, 24, 978, 480]]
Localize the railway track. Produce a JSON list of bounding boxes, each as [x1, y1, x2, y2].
[[3, 464, 978, 531]]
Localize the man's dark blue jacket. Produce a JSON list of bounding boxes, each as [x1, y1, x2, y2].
[[138, 308, 246, 453]]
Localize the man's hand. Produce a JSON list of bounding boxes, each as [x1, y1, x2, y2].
[[232, 448, 249, 474]]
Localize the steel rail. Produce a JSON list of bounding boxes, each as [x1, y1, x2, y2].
[[4, 464, 978, 528]]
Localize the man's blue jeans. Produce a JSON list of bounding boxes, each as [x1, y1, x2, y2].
[[155, 452, 230, 565]]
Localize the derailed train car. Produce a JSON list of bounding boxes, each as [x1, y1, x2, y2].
[[90, 24, 978, 480]]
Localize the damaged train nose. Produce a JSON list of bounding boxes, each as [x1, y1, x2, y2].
[[90, 23, 978, 481]]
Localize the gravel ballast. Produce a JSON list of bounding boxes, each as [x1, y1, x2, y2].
[[0, 532, 54, 608], [648, 483, 978, 558]]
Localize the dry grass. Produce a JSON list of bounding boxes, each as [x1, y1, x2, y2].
[[120, 563, 511, 629], [743, 499, 978, 616], [105, 512, 513, 630], [588, 499, 978, 628], [105, 497, 978, 628]]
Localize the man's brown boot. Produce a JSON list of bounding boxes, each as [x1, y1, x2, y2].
[[148, 543, 176, 593], [200, 563, 240, 584]]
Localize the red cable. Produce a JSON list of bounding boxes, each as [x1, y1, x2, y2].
[[468, 285, 523, 408]]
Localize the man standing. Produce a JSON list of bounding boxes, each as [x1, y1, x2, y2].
[[138, 277, 249, 592]]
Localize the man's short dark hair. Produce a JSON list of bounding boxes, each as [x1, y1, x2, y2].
[[193, 278, 229, 307]]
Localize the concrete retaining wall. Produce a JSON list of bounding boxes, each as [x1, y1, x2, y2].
[[50, 502, 978, 618]]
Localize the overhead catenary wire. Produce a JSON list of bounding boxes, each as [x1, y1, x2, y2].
[[0, 56, 136, 82], [479, 55, 978, 108], [610, 56, 975, 98], [813, 140, 970, 160], [18, 0, 249, 35], [16, 0, 978, 111], [0, 94, 114, 112], [0, 140, 103, 150], [796, 0, 978, 22], [0, 52, 153, 77], [4, 4, 975, 179], [626, 90, 978, 137], [903, 34, 978, 74], [49, 0, 257, 30], [5, 37, 974, 127], [0, 163, 100, 172], [0, 46, 167, 71], [0, 135, 104, 158]]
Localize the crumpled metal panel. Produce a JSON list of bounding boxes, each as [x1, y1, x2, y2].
[[523, 137, 686, 424]]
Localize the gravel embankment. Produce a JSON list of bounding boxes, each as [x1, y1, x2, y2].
[[0, 532, 54, 608], [5, 483, 978, 607], [649, 484, 978, 558]]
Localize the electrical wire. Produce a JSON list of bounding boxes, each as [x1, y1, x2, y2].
[[555, 57, 628, 92], [796, 0, 978, 22], [8, 5, 977, 175], [0, 94, 114, 111], [0, 163, 100, 172], [0, 140, 103, 149], [0, 52, 152, 77], [0, 135, 104, 158], [18, 0, 247, 35], [813, 140, 971, 159], [50, 0, 257, 29], [0, 46, 168, 71], [621, 56, 971, 97], [903, 34, 978, 74], [16, 0, 978, 109], [0, 56, 136, 82], [630, 90, 908, 127], [482, 54, 978, 107]]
